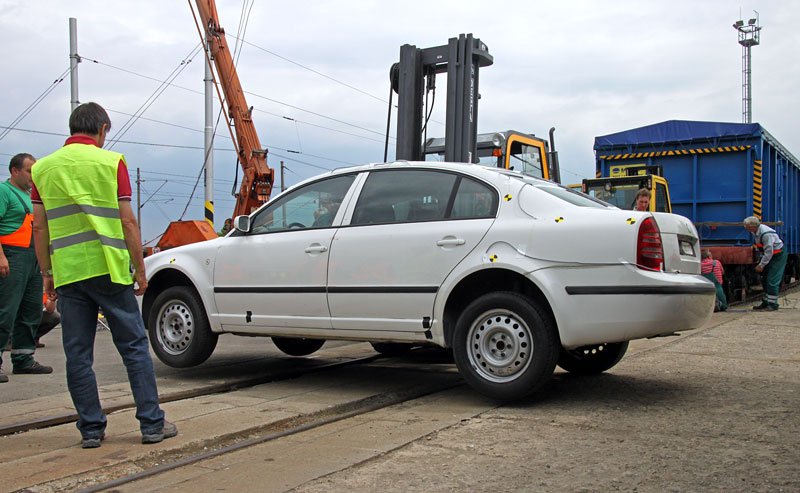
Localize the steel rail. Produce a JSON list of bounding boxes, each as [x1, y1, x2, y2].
[[0, 354, 380, 437], [76, 380, 462, 493]]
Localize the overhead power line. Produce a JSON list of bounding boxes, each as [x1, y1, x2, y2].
[[82, 57, 203, 95], [106, 43, 204, 150], [228, 34, 387, 105], [82, 53, 391, 140], [0, 67, 70, 143]]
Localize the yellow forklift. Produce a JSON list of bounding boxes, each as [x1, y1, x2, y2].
[[424, 129, 561, 182]]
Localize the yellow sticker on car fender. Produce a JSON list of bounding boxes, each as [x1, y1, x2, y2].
[[626, 218, 636, 225], [554, 216, 564, 223]]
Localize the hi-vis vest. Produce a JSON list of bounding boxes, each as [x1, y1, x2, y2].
[[31, 144, 132, 288], [0, 181, 33, 248], [755, 225, 784, 255]]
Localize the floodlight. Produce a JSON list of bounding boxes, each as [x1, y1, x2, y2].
[[748, 18, 757, 25]]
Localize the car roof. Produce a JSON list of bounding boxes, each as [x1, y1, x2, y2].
[[276, 161, 553, 201], [328, 160, 550, 183]]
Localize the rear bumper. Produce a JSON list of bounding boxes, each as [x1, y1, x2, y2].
[[535, 267, 716, 349], [565, 285, 715, 295]]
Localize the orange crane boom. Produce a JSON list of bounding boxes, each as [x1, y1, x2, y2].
[[153, 0, 275, 251], [154, 1, 274, 252], [193, 0, 274, 217]]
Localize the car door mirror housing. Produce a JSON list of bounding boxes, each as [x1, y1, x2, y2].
[[233, 215, 251, 233]]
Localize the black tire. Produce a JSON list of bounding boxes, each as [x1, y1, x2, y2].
[[557, 342, 629, 375], [147, 286, 218, 368], [370, 342, 414, 356], [452, 292, 558, 401], [272, 337, 325, 356]]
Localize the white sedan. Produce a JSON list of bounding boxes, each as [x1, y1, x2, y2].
[[141, 162, 714, 400]]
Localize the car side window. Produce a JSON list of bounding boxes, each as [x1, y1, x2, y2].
[[451, 177, 498, 218], [351, 170, 457, 225], [249, 175, 355, 234]]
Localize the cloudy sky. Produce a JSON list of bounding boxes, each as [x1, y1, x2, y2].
[[1, 0, 797, 243]]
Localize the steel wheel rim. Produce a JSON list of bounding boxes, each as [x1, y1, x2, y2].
[[467, 308, 533, 383], [156, 299, 195, 355]]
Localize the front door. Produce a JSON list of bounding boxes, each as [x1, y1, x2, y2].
[[213, 174, 356, 333]]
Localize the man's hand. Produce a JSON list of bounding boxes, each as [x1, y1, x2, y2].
[[44, 291, 57, 312], [43, 275, 56, 299], [133, 269, 148, 296], [755, 265, 764, 273], [0, 256, 9, 277]]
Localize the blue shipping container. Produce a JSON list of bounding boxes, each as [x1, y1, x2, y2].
[[594, 120, 799, 257]]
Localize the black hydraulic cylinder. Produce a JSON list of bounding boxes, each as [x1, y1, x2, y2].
[[393, 34, 492, 163]]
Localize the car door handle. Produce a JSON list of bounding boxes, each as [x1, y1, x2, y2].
[[305, 244, 328, 253], [436, 237, 466, 247]]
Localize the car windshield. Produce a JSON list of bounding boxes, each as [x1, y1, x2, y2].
[[584, 183, 639, 209]]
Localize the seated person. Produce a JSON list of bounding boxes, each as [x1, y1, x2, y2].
[[700, 249, 728, 312], [312, 199, 341, 228], [633, 188, 650, 211]]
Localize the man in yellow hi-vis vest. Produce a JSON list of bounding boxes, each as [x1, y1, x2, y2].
[[31, 102, 177, 449], [0, 153, 53, 382]]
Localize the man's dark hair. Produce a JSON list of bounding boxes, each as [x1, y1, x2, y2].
[[69, 102, 112, 135], [9, 153, 34, 174]]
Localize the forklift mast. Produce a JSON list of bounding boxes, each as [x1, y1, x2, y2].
[[392, 34, 493, 163]]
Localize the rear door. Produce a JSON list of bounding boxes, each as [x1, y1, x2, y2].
[[327, 168, 498, 333]]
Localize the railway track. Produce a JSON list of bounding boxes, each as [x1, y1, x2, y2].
[[74, 379, 462, 493], [728, 279, 800, 308], [0, 354, 381, 437]]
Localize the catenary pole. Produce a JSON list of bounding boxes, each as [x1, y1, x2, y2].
[[203, 39, 215, 227], [136, 167, 142, 235], [69, 18, 79, 112]]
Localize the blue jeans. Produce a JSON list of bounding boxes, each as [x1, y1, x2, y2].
[[57, 275, 165, 439]]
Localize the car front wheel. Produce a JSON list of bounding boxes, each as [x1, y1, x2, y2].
[[557, 342, 629, 375], [453, 292, 558, 401], [272, 337, 325, 356], [147, 286, 218, 368]]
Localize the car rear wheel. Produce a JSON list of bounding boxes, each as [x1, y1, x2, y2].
[[272, 337, 325, 356], [453, 292, 558, 401], [557, 342, 629, 375], [148, 286, 218, 368]]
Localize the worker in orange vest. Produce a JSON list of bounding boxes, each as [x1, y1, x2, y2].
[[0, 153, 53, 382]]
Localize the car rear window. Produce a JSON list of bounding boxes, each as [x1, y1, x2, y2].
[[532, 184, 610, 208]]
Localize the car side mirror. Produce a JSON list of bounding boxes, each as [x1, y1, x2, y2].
[[233, 215, 251, 233]]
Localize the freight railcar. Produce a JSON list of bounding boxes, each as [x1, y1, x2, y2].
[[594, 120, 799, 300]]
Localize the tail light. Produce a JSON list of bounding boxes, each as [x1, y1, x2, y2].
[[637, 217, 664, 271]]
